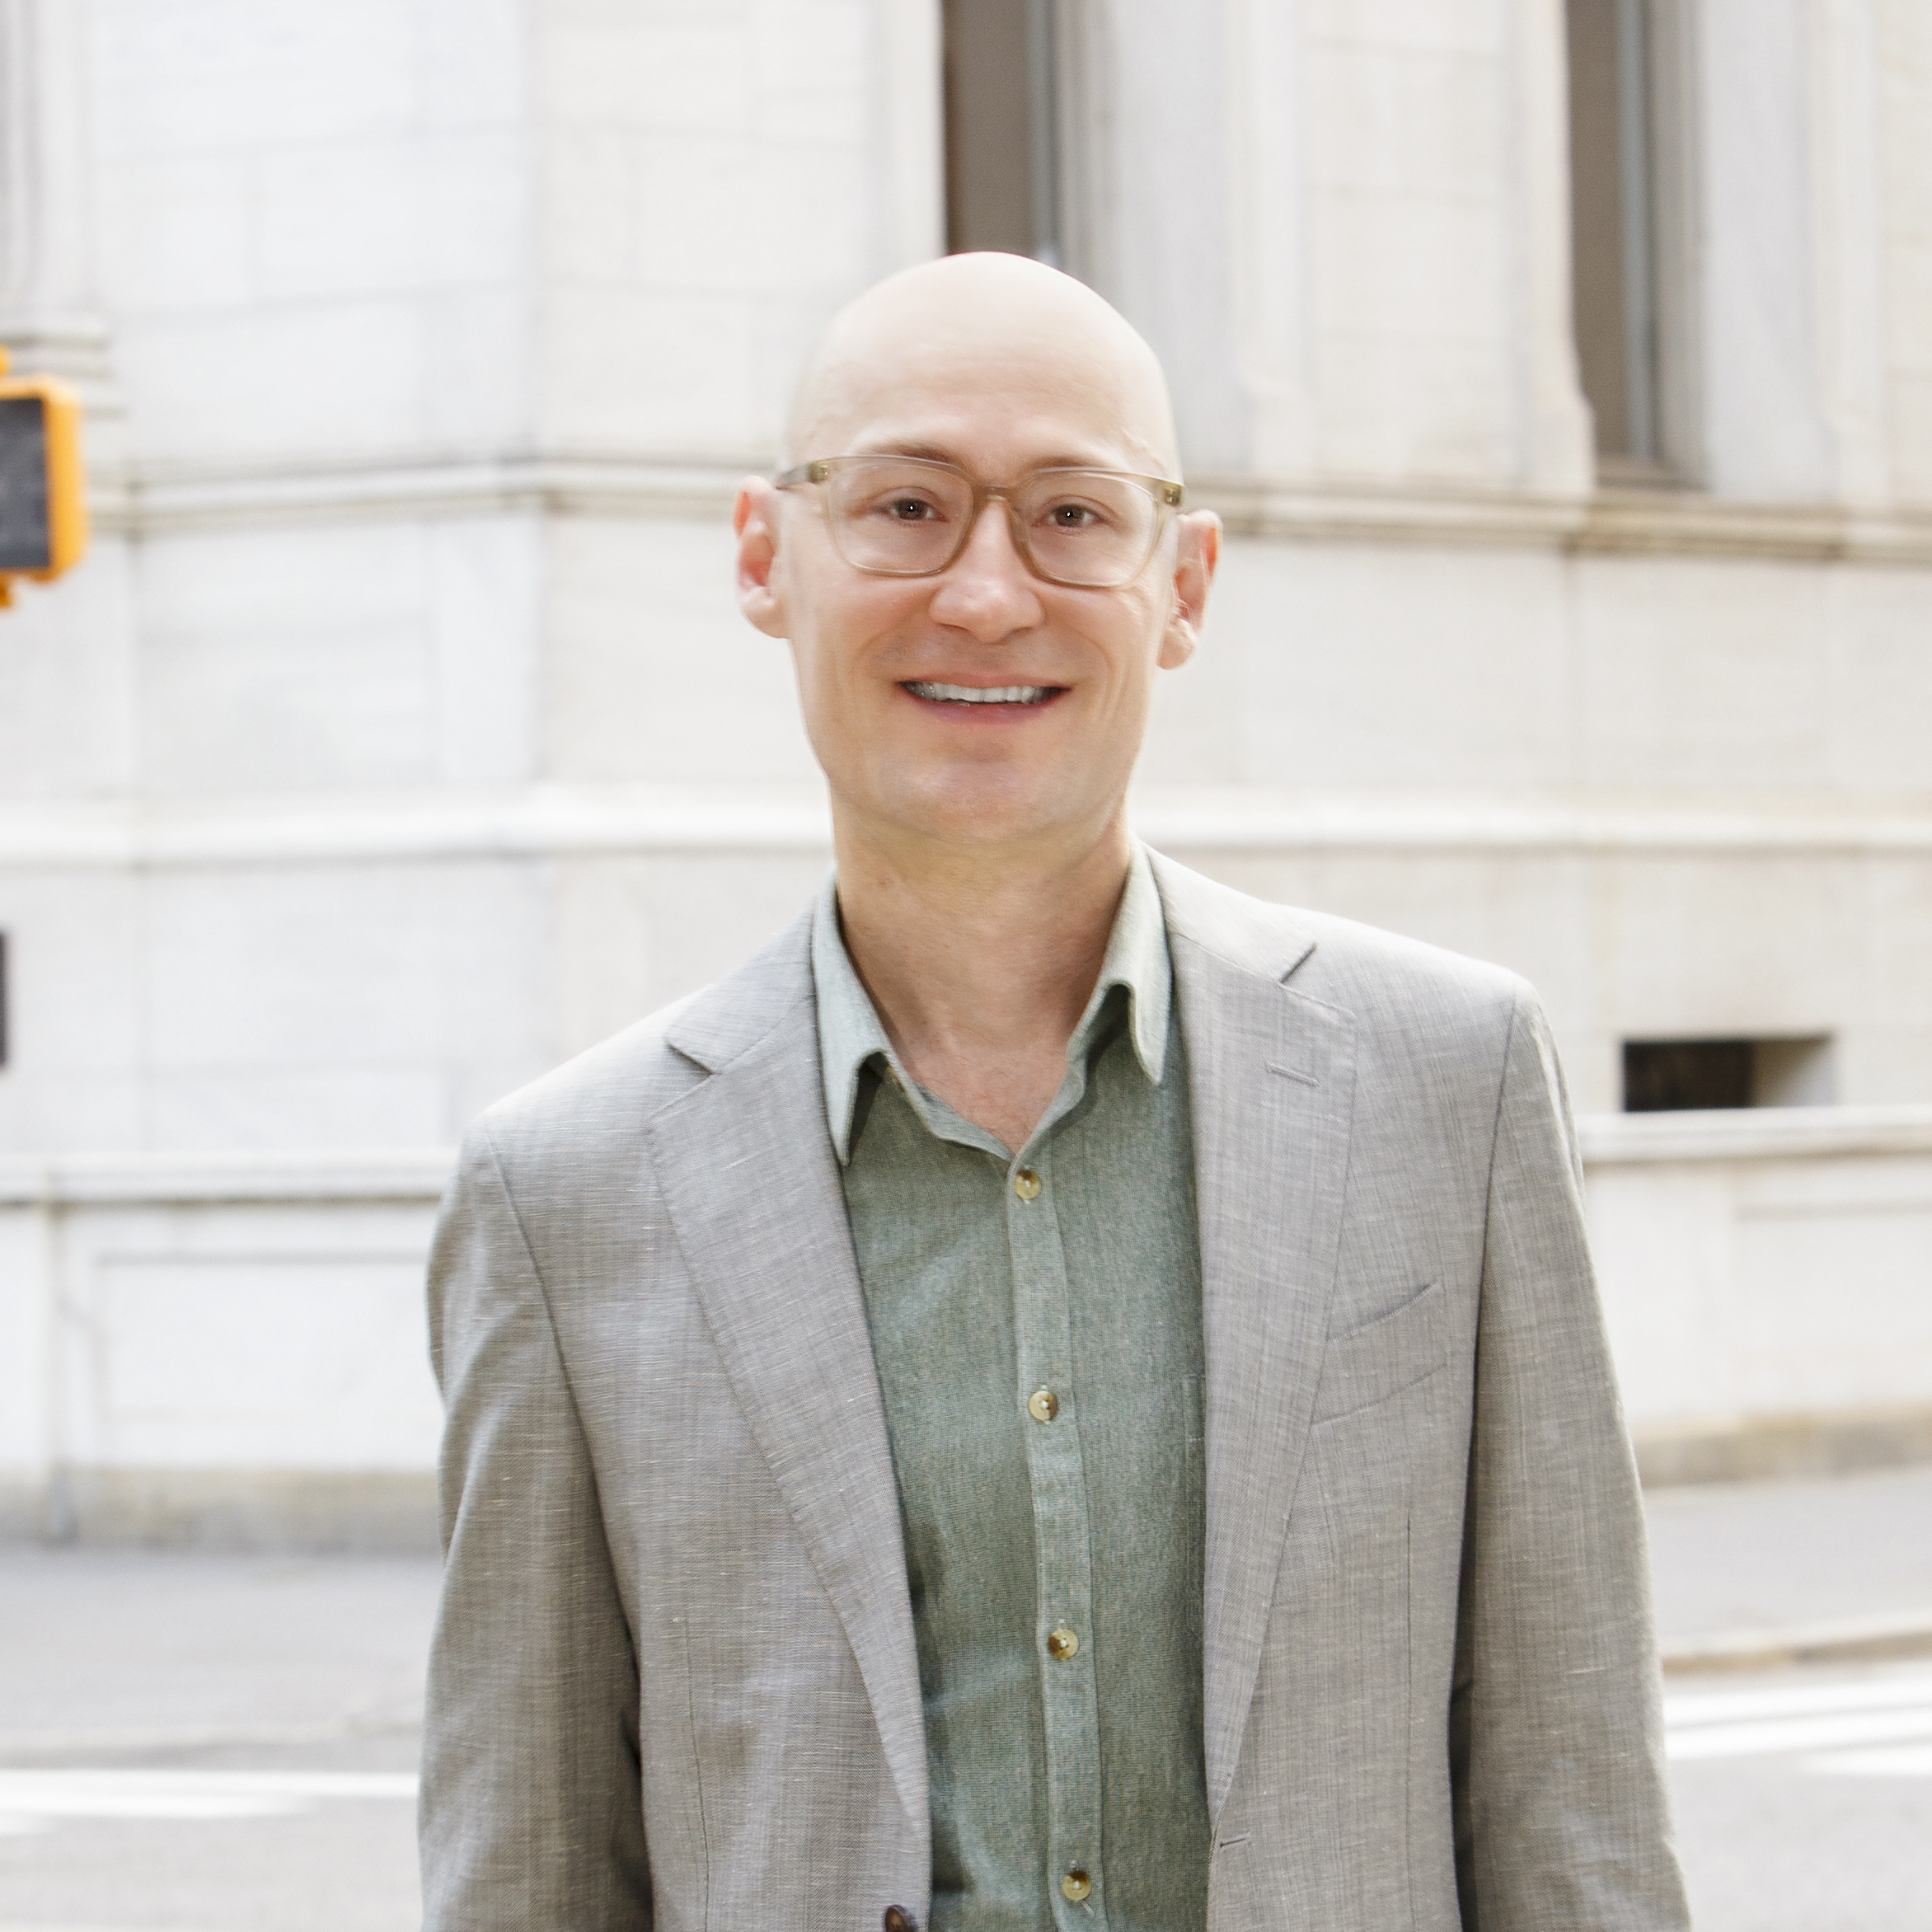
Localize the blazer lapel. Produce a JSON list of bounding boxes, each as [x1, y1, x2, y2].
[[644, 939, 928, 1839], [1158, 861, 1359, 1817]]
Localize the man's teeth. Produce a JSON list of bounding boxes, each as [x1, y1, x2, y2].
[[906, 682, 1054, 705]]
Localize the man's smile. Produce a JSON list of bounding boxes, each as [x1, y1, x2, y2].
[[902, 680, 1065, 708]]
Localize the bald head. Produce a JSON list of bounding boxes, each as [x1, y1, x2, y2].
[[787, 253, 1180, 479]]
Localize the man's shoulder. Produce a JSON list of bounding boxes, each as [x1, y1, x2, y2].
[[467, 907, 814, 1169], [1152, 852, 1528, 1039]]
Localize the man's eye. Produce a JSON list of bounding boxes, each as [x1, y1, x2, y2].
[[1046, 502, 1103, 528], [885, 496, 938, 520]]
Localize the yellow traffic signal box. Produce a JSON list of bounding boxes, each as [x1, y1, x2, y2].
[[0, 347, 89, 607]]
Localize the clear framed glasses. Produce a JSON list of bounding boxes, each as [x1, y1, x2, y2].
[[775, 453, 1185, 590]]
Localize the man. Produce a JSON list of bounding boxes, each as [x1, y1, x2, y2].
[[420, 253, 1689, 1932]]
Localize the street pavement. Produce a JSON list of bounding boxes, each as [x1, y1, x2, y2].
[[1, 1464, 1929, 1932]]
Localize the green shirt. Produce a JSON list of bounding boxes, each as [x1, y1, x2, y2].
[[813, 850, 1210, 1932]]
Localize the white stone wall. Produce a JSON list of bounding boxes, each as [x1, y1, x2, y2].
[[6, 1117, 1928, 1541], [0, 1, 1925, 1367]]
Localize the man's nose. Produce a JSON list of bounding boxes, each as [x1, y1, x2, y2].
[[927, 499, 1045, 640]]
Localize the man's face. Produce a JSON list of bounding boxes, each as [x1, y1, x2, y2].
[[736, 322, 1218, 857]]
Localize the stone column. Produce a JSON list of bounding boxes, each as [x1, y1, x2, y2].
[[1806, 0, 1893, 511], [0, 0, 115, 412]]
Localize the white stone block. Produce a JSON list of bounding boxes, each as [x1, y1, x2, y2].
[[116, 302, 428, 463], [630, 135, 871, 298], [1732, 1155, 1932, 1412], [1838, 1028, 1932, 1106], [1587, 1162, 1742, 1433], [1592, 851, 1860, 1041], [1205, 539, 1572, 789], [53, 1203, 443, 1469], [0, 1206, 54, 1470], [1825, 562, 1932, 790], [540, 288, 761, 453], [420, 288, 536, 447], [96, 154, 255, 315], [541, 17, 752, 135], [1308, 43, 1503, 195], [0, 538, 138, 800], [749, 0, 868, 98], [541, 131, 637, 281], [1868, 860, 1932, 1029], [0, 1073, 147, 1158], [255, 134, 528, 301], [431, 516, 543, 785], [421, 0, 528, 128], [552, 851, 830, 1057], [143, 865, 457, 1070], [1314, 193, 1507, 342], [1314, 337, 1513, 479], [0, 875, 143, 1072], [1698, 0, 1836, 500], [90, 0, 420, 158], [1890, 374, 1932, 504], [1576, 554, 1831, 790], [544, 517, 820, 783], [146, 1072, 449, 1151], [136, 524, 436, 794], [1304, 0, 1502, 54]]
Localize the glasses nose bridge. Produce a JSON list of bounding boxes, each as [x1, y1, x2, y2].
[[956, 481, 1034, 575]]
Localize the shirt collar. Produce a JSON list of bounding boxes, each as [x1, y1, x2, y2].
[[812, 844, 1172, 1165]]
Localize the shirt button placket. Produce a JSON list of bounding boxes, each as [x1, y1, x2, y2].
[[1007, 1142, 1106, 1930]]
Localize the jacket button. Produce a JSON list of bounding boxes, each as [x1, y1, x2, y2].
[[1062, 1869, 1093, 1902], [883, 1908, 917, 1932]]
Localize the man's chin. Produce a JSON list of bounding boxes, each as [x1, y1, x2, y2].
[[851, 775, 1114, 855]]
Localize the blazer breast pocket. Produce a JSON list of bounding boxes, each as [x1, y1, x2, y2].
[[1309, 1280, 1449, 1425]]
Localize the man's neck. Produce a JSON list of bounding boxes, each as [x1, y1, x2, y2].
[[832, 814, 1136, 1155]]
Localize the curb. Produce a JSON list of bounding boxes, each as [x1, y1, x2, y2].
[[1660, 1611, 1932, 1676]]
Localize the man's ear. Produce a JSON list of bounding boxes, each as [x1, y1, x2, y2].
[[735, 478, 790, 639], [1158, 509, 1221, 670]]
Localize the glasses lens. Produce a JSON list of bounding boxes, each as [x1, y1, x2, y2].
[[1013, 471, 1161, 587], [823, 457, 974, 574]]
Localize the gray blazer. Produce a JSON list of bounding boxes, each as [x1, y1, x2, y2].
[[420, 855, 1689, 1932]]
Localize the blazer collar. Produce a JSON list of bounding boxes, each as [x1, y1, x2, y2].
[[652, 860, 1357, 1832], [811, 846, 1174, 1164], [1151, 855, 1358, 1817], [650, 915, 931, 1843]]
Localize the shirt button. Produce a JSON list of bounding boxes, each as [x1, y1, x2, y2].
[[883, 1909, 917, 1932], [1027, 1388, 1060, 1423], [1061, 1869, 1092, 1902], [1046, 1624, 1079, 1660], [1013, 1167, 1042, 1200]]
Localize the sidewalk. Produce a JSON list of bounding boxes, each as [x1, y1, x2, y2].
[[3, 1461, 1928, 1745], [1646, 1461, 1932, 1672], [2, 1465, 1930, 1930]]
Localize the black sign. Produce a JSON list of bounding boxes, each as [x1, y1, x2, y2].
[[0, 395, 52, 572]]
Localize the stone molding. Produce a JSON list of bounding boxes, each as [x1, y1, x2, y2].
[[9, 1106, 1932, 1208], [5, 788, 1932, 873], [0, 1147, 457, 1208], [1578, 1104, 1932, 1165], [92, 450, 1932, 565]]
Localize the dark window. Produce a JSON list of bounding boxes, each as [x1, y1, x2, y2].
[[941, 0, 1061, 263], [1623, 1037, 1834, 1112], [1565, 0, 1690, 479]]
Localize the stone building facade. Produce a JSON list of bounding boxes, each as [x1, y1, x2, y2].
[[2, 1, 1930, 1536]]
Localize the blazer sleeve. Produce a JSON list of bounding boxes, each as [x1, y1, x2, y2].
[[1450, 989, 1691, 1932], [419, 1123, 654, 1932]]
